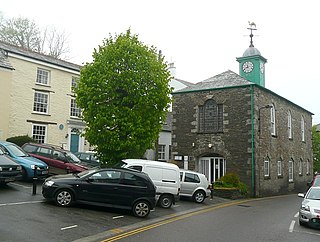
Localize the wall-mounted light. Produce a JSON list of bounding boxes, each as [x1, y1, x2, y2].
[[65, 134, 69, 138]]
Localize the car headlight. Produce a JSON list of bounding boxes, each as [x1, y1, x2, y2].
[[17, 166, 22, 171], [0, 167, 2, 171], [31, 164, 36, 169], [302, 204, 310, 211], [45, 180, 55, 187]]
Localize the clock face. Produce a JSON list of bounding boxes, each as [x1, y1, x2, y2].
[[242, 61, 254, 73], [260, 63, 265, 73]]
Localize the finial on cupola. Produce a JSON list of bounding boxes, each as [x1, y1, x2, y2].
[[247, 21, 257, 47]]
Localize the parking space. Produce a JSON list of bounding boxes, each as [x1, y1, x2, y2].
[[0, 180, 222, 241]]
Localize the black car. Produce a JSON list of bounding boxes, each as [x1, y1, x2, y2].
[[0, 147, 22, 185], [42, 168, 156, 218]]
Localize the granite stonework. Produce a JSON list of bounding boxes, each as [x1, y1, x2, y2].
[[172, 77, 313, 197]]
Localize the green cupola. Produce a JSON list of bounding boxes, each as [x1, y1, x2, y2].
[[236, 23, 267, 87]]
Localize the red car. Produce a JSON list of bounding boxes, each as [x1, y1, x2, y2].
[[22, 143, 88, 175]]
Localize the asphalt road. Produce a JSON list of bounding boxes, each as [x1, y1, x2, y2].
[[0, 180, 228, 242], [102, 194, 320, 242]]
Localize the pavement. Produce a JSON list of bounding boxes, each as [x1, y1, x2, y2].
[[73, 196, 245, 242]]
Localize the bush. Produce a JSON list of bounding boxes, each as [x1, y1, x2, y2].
[[220, 172, 240, 187], [215, 173, 248, 195], [6, 135, 36, 147]]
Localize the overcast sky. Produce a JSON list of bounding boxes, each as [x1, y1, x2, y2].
[[1, 0, 319, 124]]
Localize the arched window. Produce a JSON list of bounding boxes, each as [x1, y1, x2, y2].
[[198, 100, 223, 133], [270, 104, 276, 135], [301, 115, 305, 142], [288, 111, 292, 139], [288, 159, 294, 182]]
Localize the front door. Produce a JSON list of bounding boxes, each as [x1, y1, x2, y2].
[[70, 133, 79, 153], [199, 157, 226, 184]]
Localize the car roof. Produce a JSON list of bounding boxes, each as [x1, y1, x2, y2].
[[24, 142, 65, 151], [123, 159, 179, 168], [0, 141, 16, 146]]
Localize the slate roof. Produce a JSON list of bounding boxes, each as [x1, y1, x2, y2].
[[0, 41, 81, 72], [173, 70, 251, 93]]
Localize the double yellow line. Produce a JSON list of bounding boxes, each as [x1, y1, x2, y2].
[[102, 199, 251, 241]]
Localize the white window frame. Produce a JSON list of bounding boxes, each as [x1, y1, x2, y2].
[[301, 116, 305, 142], [32, 124, 47, 144], [71, 76, 79, 91], [289, 160, 293, 182], [70, 98, 81, 118], [288, 111, 292, 139], [277, 160, 282, 176], [36, 68, 50, 85], [33, 91, 49, 114], [298, 159, 303, 175], [264, 160, 270, 177], [270, 104, 276, 135], [306, 160, 310, 175], [158, 144, 165, 160]]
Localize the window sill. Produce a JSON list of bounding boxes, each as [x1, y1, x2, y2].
[[32, 112, 51, 116], [264, 176, 271, 180], [277, 175, 283, 179]]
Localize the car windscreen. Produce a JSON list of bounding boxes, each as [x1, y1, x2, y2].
[[65, 151, 81, 163], [307, 188, 320, 200], [7, 144, 29, 157]]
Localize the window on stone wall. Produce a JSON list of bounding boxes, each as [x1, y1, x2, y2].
[[264, 159, 270, 177], [288, 111, 292, 139], [299, 159, 303, 175], [277, 160, 282, 176], [198, 99, 223, 133], [301, 115, 305, 142], [270, 104, 276, 136], [288, 160, 294, 182], [306, 159, 310, 175], [70, 98, 81, 118], [158, 144, 165, 161]]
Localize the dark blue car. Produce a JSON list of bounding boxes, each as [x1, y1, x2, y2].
[[0, 141, 48, 180]]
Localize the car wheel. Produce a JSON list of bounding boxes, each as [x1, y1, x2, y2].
[[133, 200, 151, 218], [159, 194, 173, 208], [55, 189, 74, 207], [193, 190, 206, 203]]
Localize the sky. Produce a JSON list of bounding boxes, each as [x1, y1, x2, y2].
[[1, 0, 319, 124]]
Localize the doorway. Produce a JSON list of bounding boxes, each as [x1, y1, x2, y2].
[[198, 157, 226, 184]]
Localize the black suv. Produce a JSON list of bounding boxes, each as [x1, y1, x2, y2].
[[42, 168, 156, 218], [0, 147, 22, 184]]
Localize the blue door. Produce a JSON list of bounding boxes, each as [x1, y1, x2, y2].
[[70, 134, 79, 153]]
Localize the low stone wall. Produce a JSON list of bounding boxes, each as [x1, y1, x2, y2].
[[212, 188, 245, 199]]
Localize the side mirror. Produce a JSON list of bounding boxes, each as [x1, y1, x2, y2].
[[298, 193, 305, 198]]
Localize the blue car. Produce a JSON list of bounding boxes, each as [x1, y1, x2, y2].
[[0, 141, 48, 180]]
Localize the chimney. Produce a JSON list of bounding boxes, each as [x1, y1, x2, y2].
[[168, 62, 176, 78]]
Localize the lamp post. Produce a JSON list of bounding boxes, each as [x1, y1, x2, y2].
[[258, 105, 272, 134]]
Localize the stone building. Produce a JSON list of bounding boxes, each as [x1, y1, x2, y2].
[[172, 36, 313, 197]]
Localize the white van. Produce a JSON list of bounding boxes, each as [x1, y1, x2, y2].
[[122, 159, 180, 208]]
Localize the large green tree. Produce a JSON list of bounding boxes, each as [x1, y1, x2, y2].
[[75, 30, 172, 167], [312, 125, 320, 172]]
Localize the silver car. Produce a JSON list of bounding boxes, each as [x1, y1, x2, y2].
[[298, 186, 320, 228], [179, 169, 211, 203]]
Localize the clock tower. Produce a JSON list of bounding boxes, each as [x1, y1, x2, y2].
[[236, 23, 267, 87]]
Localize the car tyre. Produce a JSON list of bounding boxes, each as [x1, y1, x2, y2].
[[193, 190, 206, 203], [55, 189, 74, 207], [159, 194, 173, 208], [132, 200, 151, 218]]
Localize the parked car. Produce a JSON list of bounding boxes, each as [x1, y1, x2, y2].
[[121, 159, 180, 209], [307, 174, 320, 187], [22, 143, 88, 175], [42, 168, 156, 218], [74, 151, 100, 168], [298, 186, 320, 228], [179, 169, 211, 203], [0, 147, 22, 184], [0, 141, 48, 180]]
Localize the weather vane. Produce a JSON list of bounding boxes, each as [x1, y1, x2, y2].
[[247, 21, 257, 47]]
